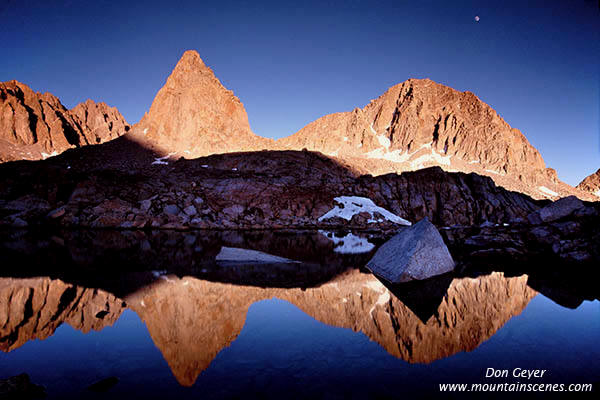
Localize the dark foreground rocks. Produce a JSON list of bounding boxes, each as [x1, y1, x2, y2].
[[442, 198, 600, 266], [0, 140, 545, 231], [367, 218, 454, 282], [0, 373, 46, 399]]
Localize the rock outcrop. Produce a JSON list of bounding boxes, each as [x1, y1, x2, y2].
[[133, 50, 272, 156], [277, 78, 591, 200], [577, 168, 600, 198], [0, 278, 125, 352], [0, 373, 46, 399], [0, 149, 543, 230], [366, 218, 455, 282], [0, 81, 129, 162]]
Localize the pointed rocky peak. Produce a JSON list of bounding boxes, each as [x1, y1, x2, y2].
[[164, 50, 215, 89], [134, 50, 272, 157], [173, 50, 207, 73]]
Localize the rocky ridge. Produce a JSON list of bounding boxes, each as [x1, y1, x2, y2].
[[0, 148, 544, 231], [1, 51, 594, 204], [277, 78, 592, 201], [0, 277, 125, 352], [0, 80, 129, 162], [577, 168, 600, 198]]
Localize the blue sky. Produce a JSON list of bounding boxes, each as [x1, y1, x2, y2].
[[1, 0, 598, 185]]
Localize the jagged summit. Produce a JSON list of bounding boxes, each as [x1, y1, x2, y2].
[[133, 50, 273, 156], [0, 52, 593, 201], [0, 80, 129, 162], [277, 78, 589, 200]]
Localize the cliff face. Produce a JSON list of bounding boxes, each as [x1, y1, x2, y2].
[[0, 81, 129, 162], [0, 278, 125, 352], [277, 79, 591, 200], [133, 50, 273, 156], [125, 270, 536, 386], [577, 168, 600, 197]]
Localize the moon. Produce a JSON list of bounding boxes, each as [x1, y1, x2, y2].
[[475, 16, 480, 22]]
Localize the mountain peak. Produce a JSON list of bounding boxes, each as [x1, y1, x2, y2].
[[134, 50, 272, 156], [171, 50, 208, 76], [0, 80, 128, 162], [277, 77, 594, 200]]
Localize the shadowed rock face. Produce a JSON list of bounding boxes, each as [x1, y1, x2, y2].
[[0, 277, 125, 352], [277, 79, 592, 201], [133, 50, 273, 157], [0, 81, 129, 162], [125, 270, 536, 386], [0, 149, 543, 230]]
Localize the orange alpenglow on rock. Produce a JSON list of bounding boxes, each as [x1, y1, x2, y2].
[[133, 50, 273, 157], [577, 168, 600, 198], [0, 80, 129, 162], [277, 78, 592, 200]]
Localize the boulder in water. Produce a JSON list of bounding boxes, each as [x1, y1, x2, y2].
[[366, 218, 455, 283]]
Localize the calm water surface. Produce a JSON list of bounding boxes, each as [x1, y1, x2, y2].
[[0, 229, 598, 399]]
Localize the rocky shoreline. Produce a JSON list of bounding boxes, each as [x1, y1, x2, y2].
[[1, 142, 598, 265], [0, 142, 545, 229]]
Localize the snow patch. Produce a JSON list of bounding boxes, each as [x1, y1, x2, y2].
[[152, 152, 176, 166], [363, 279, 385, 292], [143, 128, 148, 135], [41, 151, 58, 160], [377, 135, 391, 149], [468, 160, 480, 164], [364, 148, 387, 159], [369, 123, 377, 135], [539, 186, 558, 197], [319, 230, 375, 254], [318, 196, 411, 226], [343, 136, 348, 142], [380, 150, 411, 163], [411, 150, 451, 169], [363, 142, 450, 168], [370, 292, 390, 316], [364, 280, 390, 316], [216, 247, 299, 263], [485, 169, 504, 175], [595, 189, 600, 197]]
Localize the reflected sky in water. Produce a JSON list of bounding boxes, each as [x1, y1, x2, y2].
[[0, 229, 599, 399], [1, 292, 598, 399]]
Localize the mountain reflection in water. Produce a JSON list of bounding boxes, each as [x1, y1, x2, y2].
[[1, 271, 534, 387], [0, 229, 599, 398]]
